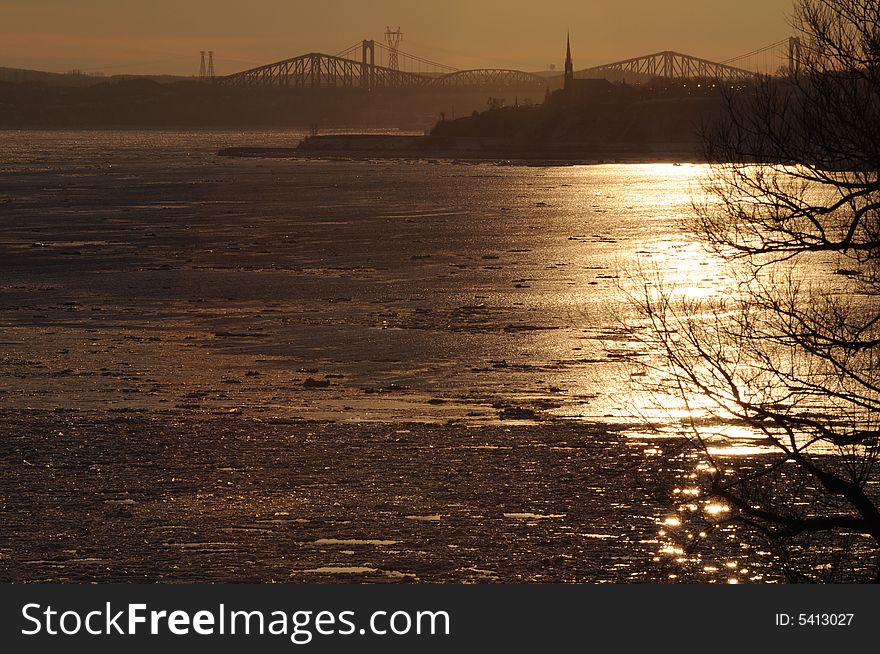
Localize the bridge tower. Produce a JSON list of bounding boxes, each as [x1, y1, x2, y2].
[[788, 37, 801, 76], [385, 27, 403, 71], [362, 40, 375, 89]]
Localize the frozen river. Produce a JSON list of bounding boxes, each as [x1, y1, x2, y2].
[[0, 130, 730, 426], [1, 130, 821, 583]]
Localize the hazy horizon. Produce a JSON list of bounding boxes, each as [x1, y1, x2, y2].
[[1, 0, 792, 76]]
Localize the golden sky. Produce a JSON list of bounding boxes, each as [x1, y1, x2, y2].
[[0, 0, 793, 75]]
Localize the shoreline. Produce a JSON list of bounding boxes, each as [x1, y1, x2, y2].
[[219, 134, 707, 165]]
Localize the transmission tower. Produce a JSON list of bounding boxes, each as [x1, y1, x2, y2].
[[207, 51, 215, 78], [199, 51, 207, 78], [385, 26, 403, 71]]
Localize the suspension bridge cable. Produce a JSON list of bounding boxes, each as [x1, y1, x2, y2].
[[722, 39, 790, 64], [373, 42, 458, 72], [334, 42, 364, 59]]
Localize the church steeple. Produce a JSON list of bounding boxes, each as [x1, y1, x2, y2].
[[564, 32, 574, 91]]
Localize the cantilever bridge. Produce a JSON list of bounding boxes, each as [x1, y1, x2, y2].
[[219, 40, 548, 90], [575, 39, 800, 84], [218, 38, 797, 90], [577, 51, 755, 83]]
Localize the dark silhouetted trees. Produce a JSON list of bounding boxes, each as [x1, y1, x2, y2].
[[635, 0, 880, 582]]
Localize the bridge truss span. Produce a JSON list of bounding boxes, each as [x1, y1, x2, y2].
[[432, 69, 547, 88], [218, 43, 550, 91], [580, 50, 759, 83], [218, 52, 428, 89]]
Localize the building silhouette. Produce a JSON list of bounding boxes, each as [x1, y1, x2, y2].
[[564, 33, 574, 91], [560, 34, 614, 100]]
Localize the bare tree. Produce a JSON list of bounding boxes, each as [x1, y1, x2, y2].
[[635, 0, 880, 582]]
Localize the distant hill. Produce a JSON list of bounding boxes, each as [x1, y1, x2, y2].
[[0, 77, 529, 129], [0, 66, 193, 88]]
